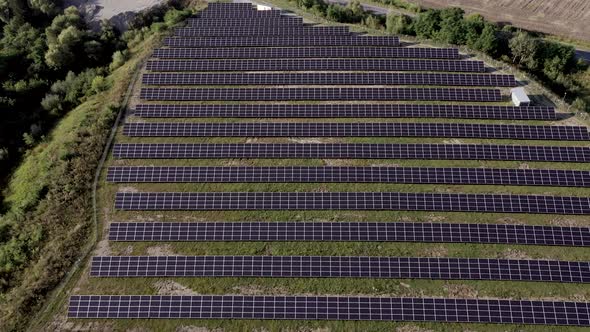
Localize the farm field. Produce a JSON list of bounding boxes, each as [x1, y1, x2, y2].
[[409, 0, 590, 42], [46, 2, 590, 331]]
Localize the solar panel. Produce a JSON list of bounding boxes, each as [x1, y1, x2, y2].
[[112, 143, 590, 163], [122, 122, 588, 141], [90, 255, 590, 283], [144, 60, 486, 73], [174, 26, 351, 36], [151, 47, 461, 59], [133, 104, 556, 120], [142, 73, 513, 87], [108, 221, 590, 247], [139, 88, 502, 102], [68, 295, 590, 326], [106, 166, 590, 187], [163, 36, 400, 47], [114, 192, 590, 214]]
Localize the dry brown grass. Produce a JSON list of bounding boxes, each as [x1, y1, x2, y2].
[[410, 0, 590, 41]]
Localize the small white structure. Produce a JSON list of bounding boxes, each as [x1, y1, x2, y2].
[[511, 87, 531, 106]]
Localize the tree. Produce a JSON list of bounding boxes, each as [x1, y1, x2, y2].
[[436, 7, 465, 44], [326, 4, 345, 21], [0, 19, 46, 77], [99, 19, 118, 43], [471, 23, 499, 55], [509, 31, 539, 70], [386, 13, 413, 35], [83, 40, 104, 63], [413, 10, 441, 39], [28, 0, 59, 16], [45, 25, 84, 69], [40, 93, 62, 112], [347, 0, 365, 22], [464, 14, 484, 47], [3, 0, 30, 23], [45, 6, 82, 44], [0, 0, 11, 23], [539, 41, 576, 80]]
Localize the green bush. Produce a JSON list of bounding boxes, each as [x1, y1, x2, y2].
[[364, 15, 382, 30], [40, 93, 62, 113], [91, 75, 109, 94], [150, 22, 167, 32], [109, 50, 129, 71], [413, 10, 441, 39], [385, 13, 413, 35], [164, 8, 191, 27]]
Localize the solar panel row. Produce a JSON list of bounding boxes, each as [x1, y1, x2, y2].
[[133, 104, 556, 120], [197, 10, 283, 18], [108, 221, 590, 247], [187, 17, 304, 27], [114, 192, 590, 214], [197, 10, 284, 15], [106, 166, 590, 187], [163, 36, 401, 47], [122, 122, 588, 141], [112, 143, 590, 162], [144, 59, 486, 73], [142, 73, 514, 87], [174, 26, 351, 36], [207, 2, 253, 7], [139, 88, 502, 101], [90, 256, 590, 283], [151, 47, 461, 59], [68, 295, 590, 326]]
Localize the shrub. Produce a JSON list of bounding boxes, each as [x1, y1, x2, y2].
[[385, 13, 413, 35], [164, 8, 191, 27], [572, 98, 588, 112], [40, 93, 62, 112], [91, 76, 109, 94], [109, 50, 129, 72]]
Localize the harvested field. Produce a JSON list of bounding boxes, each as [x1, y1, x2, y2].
[[410, 0, 590, 41]]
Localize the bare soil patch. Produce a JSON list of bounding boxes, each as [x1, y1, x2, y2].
[[146, 244, 175, 256], [154, 280, 200, 295], [443, 283, 479, 298], [176, 326, 224, 332]]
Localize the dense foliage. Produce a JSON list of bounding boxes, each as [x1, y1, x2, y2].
[[0, 0, 193, 330], [287, 0, 589, 111]]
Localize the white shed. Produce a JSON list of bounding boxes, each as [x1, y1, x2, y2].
[[511, 87, 530, 106], [256, 5, 273, 10]]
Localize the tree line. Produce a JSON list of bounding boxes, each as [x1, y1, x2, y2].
[[0, 0, 195, 200], [291, 0, 588, 111]]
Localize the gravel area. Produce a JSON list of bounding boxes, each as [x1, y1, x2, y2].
[[65, 0, 166, 30]]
